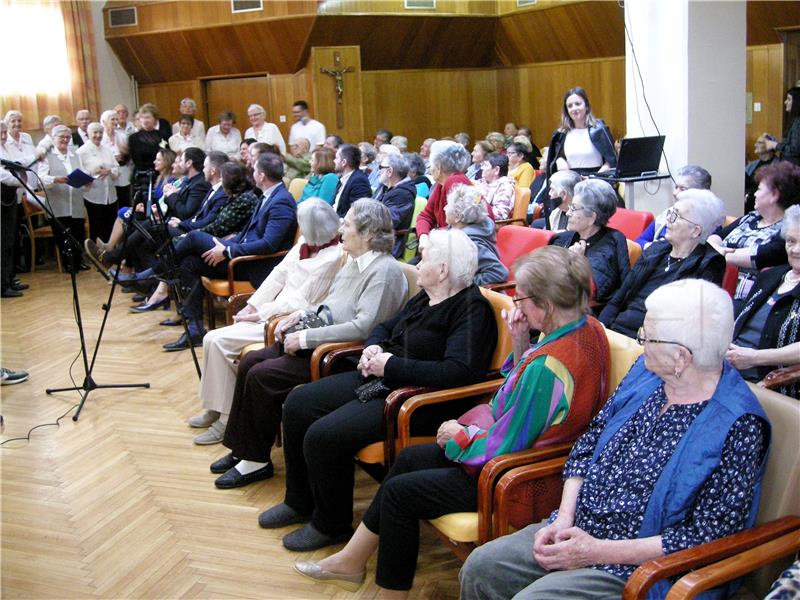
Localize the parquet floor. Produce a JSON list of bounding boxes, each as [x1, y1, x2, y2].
[[1, 266, 462, 599]]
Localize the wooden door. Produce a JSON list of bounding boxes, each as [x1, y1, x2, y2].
[[204, 76, 270, 138]]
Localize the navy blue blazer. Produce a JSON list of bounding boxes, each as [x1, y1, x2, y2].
[[164, 173, 211, 221], [179, 185, 228, 232], [381, 180, 416, 258], [335, 169, 372, 217]]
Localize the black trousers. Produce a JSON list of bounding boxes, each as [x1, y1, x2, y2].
[[363, 444, 478, 591], [1, 186, 18, 289], [115, 184, 131, 208], [84, 199, 118, 244], [223, 343, 311, 462]]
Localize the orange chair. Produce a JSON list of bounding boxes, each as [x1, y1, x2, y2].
[[496, 225, 555, 271], [721, 264, 738, 299], [608, 207, 654, 241], [495, 188, 531, 227]]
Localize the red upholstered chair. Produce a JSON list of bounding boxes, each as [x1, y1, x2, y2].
[[608, 207, 655, 241], [496, 225, 555, 271], [721, 264, 738, 299]]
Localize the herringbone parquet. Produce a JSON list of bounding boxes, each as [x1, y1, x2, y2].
[[1, 267, 462, 599]]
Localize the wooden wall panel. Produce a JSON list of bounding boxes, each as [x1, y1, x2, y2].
[[205, 76, 269, 136], [746, 44, 785, 161], [267, 72, 310, 142], [311, 46, 363, 143], [136, 80, 204, 126], [318, 0, 495, 16], [746, 1, 800, 46], [496, 57, 626, 150], [362, 68, 499, 151]]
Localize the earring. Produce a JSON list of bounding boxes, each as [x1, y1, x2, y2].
[[674, 367, 682, 380]]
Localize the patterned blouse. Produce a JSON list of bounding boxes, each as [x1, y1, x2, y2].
[[554, 385, 767, 580], [475, 175, 516, 221], [200, 189, 259, 238], [723, 211, 784, 300], [765, 560, 800, 599]]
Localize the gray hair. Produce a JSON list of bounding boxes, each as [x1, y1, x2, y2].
[[180, 97, 197, 110], [100, 109, 117, 128], [424, 228, 478, 290], [486, 132, 505, 145], [385, 152, 409, 178], [51, 124, 71, 139], [0, 121, 6, 132], [675, 189, 725, 242], [676, 164, 712, 190], [43, 115, 61, 130], [349, 199, 394, 254], [297, 198, 340, 246], [405, 152, 425, 177], [512, 135, 533, 154], [454, 132, 471, 146], [573, 179, 617, 226], [358, 142, 377, 162], [75, 109, 90, 119], [390, 136, 408, 152], [247, 103, 266, 115], [3, 110, 22, 124], [87, 122, 104, 134], [644, 279, 733, 370], [430, 140, 471, 174], [782, 204, 800, 237], [445, 183, 487, 225], [549, 170, 582, 199]]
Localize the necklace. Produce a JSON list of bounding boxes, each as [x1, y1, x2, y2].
[[785, 271, 800, 285], [664, 254, 685, 272]]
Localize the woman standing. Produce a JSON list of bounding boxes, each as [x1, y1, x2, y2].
[[127, 103, 166, 201], [101, 109, 132, 208], [545, 87, 616, 176], [244, 103, 286, 155], [77, 122, 119, 242], [298, 147, 338, 204], [765, 86, 800, 166]]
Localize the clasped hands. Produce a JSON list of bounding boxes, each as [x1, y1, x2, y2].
[[533, 519, 599, 571], [357, 344, 391, 378]]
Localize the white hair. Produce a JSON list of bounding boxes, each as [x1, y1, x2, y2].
[[390, 135, 408, 152], [180, 97, 197, 110], [4, 110, 22, 123], [100, 109, 118, 128], [549, 170, 582, 198], [297, 198, 340, 246], [430, 140, 471, 174], [782, 204, 800, 237], [424, 228, 478, 290], [87, 122, 104, 134], [248, 104, 266, 115], [378, 143, 400, 157], [644, 279, 733, 370], [51, 124, 71, 139], [445, 183, 487, 225], [675, 189, 725, 242], [75, 109, 90, 118], [43, 114, 61, 129]]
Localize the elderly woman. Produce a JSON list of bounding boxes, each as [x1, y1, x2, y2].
[[545, 87, 616, 176], [244, 103, 286, 154], [745, 135, 779, 213], [533, 169, 582, 231], [205, 111, 241, 160], [549, 179, 629, 304], [298, 147, 338, 204], [707, 161, 800, 312], [198, 199, 407, 449], [127, 103, 166, 199], [405, 152, 431, 198], [726, 204, 800, 398], [168, 115, 204, 153], [600, 189, 726, 338], [4, 110, 37, 170], [77, 122, 119, 242], [444, 184, 508, 285], [100, 109, 132, 208], [358, 141, 378, 179], [1, 121, 25, 297], [187, 199, 344, 432], [461, 278, 770, 600], [475, 152, 516, 221], [36, 124, 87, 272], [292, 246, 611, 592], [260, 228, 498, 553], [35, 114, 63, 158], [415, 141, 472, 238], [466, 141, 492, 180], [284, 137, 311, 181], [486, 132, 507, 154]]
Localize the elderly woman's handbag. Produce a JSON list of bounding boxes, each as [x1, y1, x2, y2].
[[279, 305, 333, 356]]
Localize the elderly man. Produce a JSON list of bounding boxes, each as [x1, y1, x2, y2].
[[172, 97, 205, 138], [373, 128, 392, 150], [114, 104, 136, 135], [72, 110, 91, 147], [289, 100, 326, 149], [205, 111, 242, 160], [371, 143, 401, 199], [36, 114, 64, 157], [376, 152, 416, 258], [745, 134, 780, 213]]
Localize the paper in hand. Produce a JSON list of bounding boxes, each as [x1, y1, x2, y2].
[[66, 168, 94, 188]]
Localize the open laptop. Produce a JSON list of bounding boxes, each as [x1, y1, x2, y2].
[[592, 135, 665, 179]]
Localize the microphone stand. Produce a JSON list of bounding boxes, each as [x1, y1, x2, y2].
[[7, 164, 149, 422]]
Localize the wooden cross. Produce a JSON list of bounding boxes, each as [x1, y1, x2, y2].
[[320, 52, 354, 128]]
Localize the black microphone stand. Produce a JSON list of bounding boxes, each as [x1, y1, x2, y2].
[[8, 165, 149, 421]]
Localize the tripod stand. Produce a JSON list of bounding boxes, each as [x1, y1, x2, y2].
[[6, 163, 149, 422]]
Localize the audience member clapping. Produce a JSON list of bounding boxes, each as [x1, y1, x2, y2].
[[284, 137, 312, 182]]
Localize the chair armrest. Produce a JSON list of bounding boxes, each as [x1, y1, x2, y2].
[[623, 515, 800, 600], [310, 341, 363, 381], [320, 343, 365, 379], [761, 364, 800, 390], [265, 313, 290, 346], [665, 528, 800, 600], [226, 292, 254, 325], [381, 386, 433, 465], [495, 218, 528, 227], [227, 250, 289, 295]]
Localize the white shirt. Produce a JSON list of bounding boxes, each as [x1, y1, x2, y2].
[[564, 128, 602, 169], [332, 170, 352, 213], [245, 122, 286, 154], [77, 142, 119, 205], [172, 119, 205, 139], [168, 132, 205, 153], [3, 132, 37, 188], [205, 125, 242, 159], [289, 118, 326, 148], [104, 129, 131, 186]]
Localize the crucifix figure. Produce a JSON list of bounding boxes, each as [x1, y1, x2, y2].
[[320, 52, 354, 128]]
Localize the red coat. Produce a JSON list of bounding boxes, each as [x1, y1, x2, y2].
[[415, 173, 473, 236]]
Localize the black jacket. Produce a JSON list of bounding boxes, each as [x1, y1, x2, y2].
[[545, 119, 617, 176], [381, 179, 417, 258], [164, 173, 211, 221], [550, 226, 630, 304], [335, 169, 372, 217]]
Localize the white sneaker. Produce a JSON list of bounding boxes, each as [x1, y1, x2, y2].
[[1, 368, 29, 385]]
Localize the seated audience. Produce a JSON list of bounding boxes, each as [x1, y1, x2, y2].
[[514, 133, 541, 168], [707, 161, 800, 312], [467, 140, 493, 180], [549, 179, 629, 304], [420, 137, 435, 174], [744, 134, 779, 213], [454, 132, 470, 147], [284, 137, 312, 182], [504, 121, 519, 141], [205, 111, 241, 160], [293, 245, 610, 593], [475, 152, 516, 221], [298, 147, 338, 205], [358, 142, 378, 180], [289, 100, 326, 149], [171, 97, 205, 138], [245, 103, 286, 154], [416, 141, 472, 238], [198, 199, 406, 450], [764, 86, 799, 166], [507, 142, 535, 189], [239, 137, 256, 166], [727, 204, 800, 398], [461, 279, 769, 600], [444, 184, 508, 285], [372, 153, 415, 258], [371, 144, 401, 200], [259, 228, 496, 552], [72, 109, 91, 147], [405, 152, 431, 198], [324, 135, 343, 150], [486, 132, 506, 154], [533, 169, 582, 231], [249, 142, 280, 169], [169, 115, 205, 153], [391, 135, 409, 152], [600, 189, 726, 338], [332, 144, 372, 217], [373, 128, 392, 150], [188, 198, 343, 435], [77, 122, 119, 243], [636, 164, 712, 248]]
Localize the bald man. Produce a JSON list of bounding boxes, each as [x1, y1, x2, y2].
[[114, 104, 136, 135], [71, 109, 91, 147]]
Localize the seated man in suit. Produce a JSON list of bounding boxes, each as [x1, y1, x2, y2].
[[332, 144, 372, 218], [376, 152, 416, 258], [164, 153, 297, 351]]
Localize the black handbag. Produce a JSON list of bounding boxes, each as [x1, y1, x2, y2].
[[354, 376, 391, 403], [280, 305, 334, 355]]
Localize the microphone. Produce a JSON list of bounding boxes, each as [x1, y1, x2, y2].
[[0, 158, 29, 172]]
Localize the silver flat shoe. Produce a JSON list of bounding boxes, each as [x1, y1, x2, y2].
[[188, 410, 220, 428], [293, 561, 365, 592]]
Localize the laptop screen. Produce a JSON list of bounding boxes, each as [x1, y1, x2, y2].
[[616, 135, 665, 178]]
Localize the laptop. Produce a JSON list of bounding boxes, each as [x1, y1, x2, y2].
[[592, 135, 665, 179]]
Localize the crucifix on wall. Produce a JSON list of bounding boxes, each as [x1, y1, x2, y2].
[[320, 51, 354, 128]]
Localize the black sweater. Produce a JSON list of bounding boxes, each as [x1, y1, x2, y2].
[[366, 284, 497, 389]]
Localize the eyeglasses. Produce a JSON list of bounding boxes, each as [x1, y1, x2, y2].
[[512, 294, 535, 305], [636, 327, 694, 355], [665, 206, 700, 229], [566, 203, 593, 214], [378, 165, 390, 170]]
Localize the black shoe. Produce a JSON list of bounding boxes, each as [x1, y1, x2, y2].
[[214, 463, 273, 489], [78, 262, 91, 271], [132, 293, 147, 303], [210, 452, 239, 474], [130, 297, 170, 313], [282, 523, 352, 552], [159, 317, 183, 326], [11, 279, 29, 291], [258, 503, 311, 529], [1, 288, 23, 298], [163, 332, 204, 352]]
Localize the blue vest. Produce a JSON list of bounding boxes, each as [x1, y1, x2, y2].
[[590, 357, 771, 600]]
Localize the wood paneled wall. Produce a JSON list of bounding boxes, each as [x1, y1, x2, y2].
[[746, 44, 786, 161], [136, 80, 205, 126], [317, 0, 495, 16], [746, 1, 800, 46], [311, 47, 364, 143]]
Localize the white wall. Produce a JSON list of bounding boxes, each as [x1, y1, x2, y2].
[[90, 1, 136, 114]]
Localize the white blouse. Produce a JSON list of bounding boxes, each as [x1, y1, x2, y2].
[[564, 128, 603, 169], [244, 122, 286, 155], [77, 142, 119, 205]]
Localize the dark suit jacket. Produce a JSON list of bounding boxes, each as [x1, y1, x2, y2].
[[71, 130, 86, 148], [335, 169, 372, 217], [164, 173, 211, 221], [223, 183, 297, 286], [381, 179, 417, 258], [178, 184, 228, 232]]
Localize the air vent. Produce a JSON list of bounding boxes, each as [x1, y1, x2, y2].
[[231, 0, 262, 13], [108, 6, 137, 28], [517, 0, 538, 6], [405, 0, 435, 9]]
